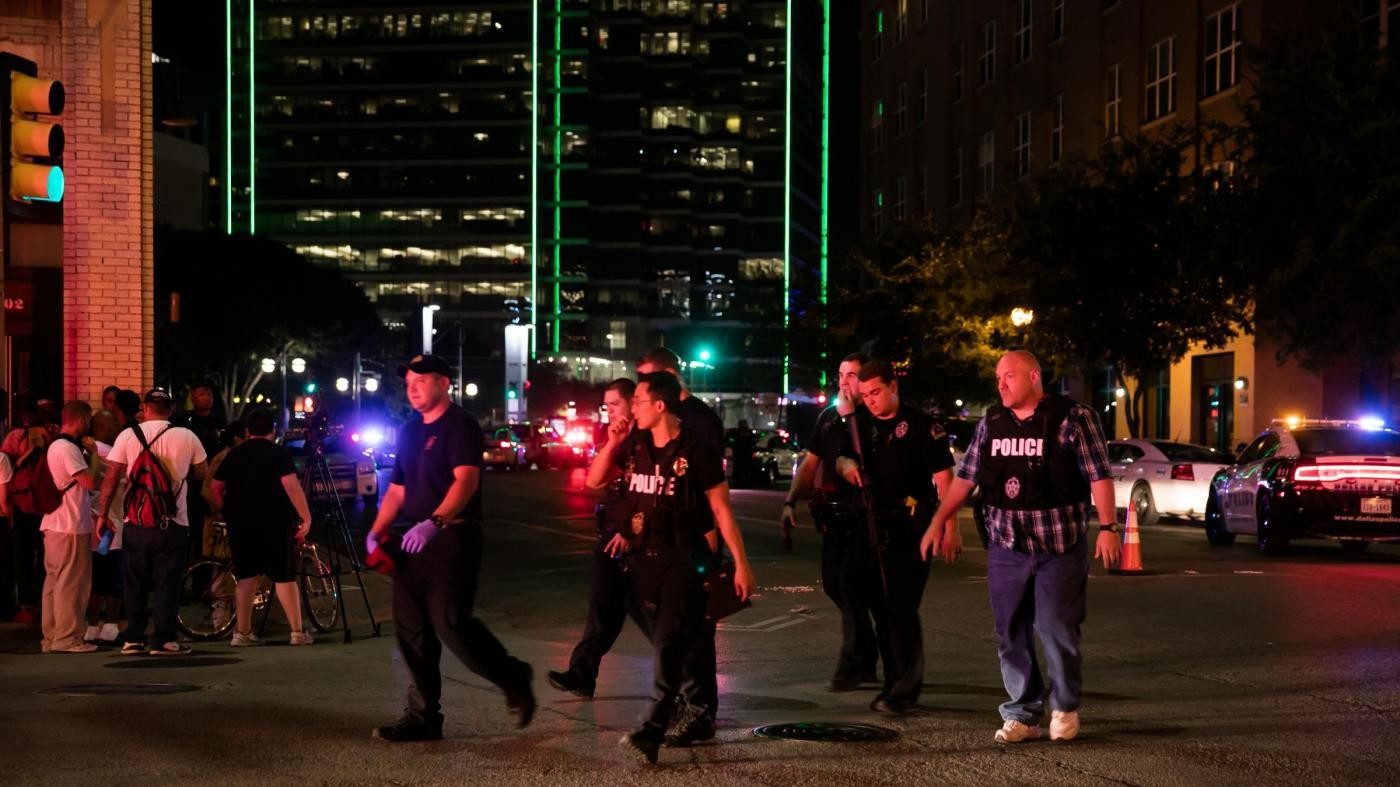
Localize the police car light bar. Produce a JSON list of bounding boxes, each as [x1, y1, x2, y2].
[[1270, 417, 1393, 430]]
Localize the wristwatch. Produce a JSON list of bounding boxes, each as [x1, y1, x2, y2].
[[1100, 522, 1121, 533], [429, 515, 446, 529]]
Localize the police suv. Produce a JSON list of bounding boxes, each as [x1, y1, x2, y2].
[[1205, 418, 1400, 555]]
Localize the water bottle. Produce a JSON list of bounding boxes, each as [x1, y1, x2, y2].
[[97, 529, 113, 556]]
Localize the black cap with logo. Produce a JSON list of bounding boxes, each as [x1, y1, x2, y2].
[[396, 353, 452, 378]]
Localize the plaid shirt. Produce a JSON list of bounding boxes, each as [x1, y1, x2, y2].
[[955, 400, 1112, 554]]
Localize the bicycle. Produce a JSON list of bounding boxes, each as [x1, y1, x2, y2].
[[178, 520, 340, 640]]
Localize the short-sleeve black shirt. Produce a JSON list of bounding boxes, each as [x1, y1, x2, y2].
[[215, 438, 298, 523], [844, 404, 955, 511], [392, 403, 485, 523], [677, 396, 724, 455], [805, 404, 861, 502]]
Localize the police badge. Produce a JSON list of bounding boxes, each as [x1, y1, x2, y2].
[[1005, 477, 1021, 500], [630, 512, 646, 536], [672, 457, 689, 477], [895, 421, 909, 438]]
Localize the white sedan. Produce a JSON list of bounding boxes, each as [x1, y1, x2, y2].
[[1108, 439, 1231, 525]]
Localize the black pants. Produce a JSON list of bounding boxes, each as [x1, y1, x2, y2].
[[629, 546, 707, 742], [392, 523, 530, 727], [817, 514, 879, 681], [11, 512, 43, 609], [868, 513, 929, 705], [121, 525, 189, 648], [565, 534, 651, 686]]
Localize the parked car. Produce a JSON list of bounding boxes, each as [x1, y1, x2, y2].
[[725, 428, 780, 487], [283, 431, 378, 505], [509, 422, 591, 468], [759, 431, 802, 479], [483, 426, 528, 470], [1108, 439, 1230, 525], [1206, 418, 1400, 554]]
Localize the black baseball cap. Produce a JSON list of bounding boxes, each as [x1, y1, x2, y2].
[[396, 353, 452, 378], [144, 388, 173, 405]]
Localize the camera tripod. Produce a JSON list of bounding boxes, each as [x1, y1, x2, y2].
[[299, 442, 381, 643]]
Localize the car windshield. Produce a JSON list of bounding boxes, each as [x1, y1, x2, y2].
[[1151, 442, 1228, 463], [284, 435, 357, 456], [508, 424, 530, 441], [1292, 428, 1400, 457]]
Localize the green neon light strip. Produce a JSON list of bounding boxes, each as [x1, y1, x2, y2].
[[783, 0, 792, 396], [820, 0, 830, 389], [225, 0, 232, 233], [552, 0, 562, 353], [248, 0, 255, 234], [530, 1, 539, 357]]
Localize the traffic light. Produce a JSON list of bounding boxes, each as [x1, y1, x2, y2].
[[304, 382, 317, 395], [303, 395, 316, 413], [506, 384, 518, 401], [1, 53, 65, 210]]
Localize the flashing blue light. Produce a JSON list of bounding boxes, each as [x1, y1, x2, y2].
[[362, 427, 385, 447], [1358, 416, 1385, 431]]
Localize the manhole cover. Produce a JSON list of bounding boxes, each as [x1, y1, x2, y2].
[[104, 656, 242, 670], [753, 722, 899, 743], [39, 683, 200, 696]]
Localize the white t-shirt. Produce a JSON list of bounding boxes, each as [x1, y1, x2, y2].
[[0, 451, 13, 486], [92, 441, 125, 550], [107, 421, 208, 527], [40, 437, 93, 535]]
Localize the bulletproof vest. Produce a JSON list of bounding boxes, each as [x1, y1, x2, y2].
[[976, 395, 1090, 511], [620, 430, 710, 550]]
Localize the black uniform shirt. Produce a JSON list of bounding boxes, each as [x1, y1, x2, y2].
[[613, 428, 725, 544], [392, 403, 485, 523], [677, 396, 725, 455], [805, 404, 862, 503], [843, 404, 955, 512]]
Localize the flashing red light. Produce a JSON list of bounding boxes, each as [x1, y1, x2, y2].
[[566, 429, 589, 446], [1170, 464, 1194, 481], [817, 394, 828, 405], [499, 441, 512, 449]]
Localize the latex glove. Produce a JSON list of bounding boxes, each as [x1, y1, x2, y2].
[[365, 529, 381, 556], [401, 519, 440, 554]]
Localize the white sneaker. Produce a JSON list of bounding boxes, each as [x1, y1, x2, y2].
[[230, 631, 263, 647], [1050, 710, 1080, 741], [995, 719, 1043, 744], [289, 631, 314, 646], [83, 625, 100, 643]]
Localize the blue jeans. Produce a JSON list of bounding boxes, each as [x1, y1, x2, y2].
[[986, 534, 1089, 724]]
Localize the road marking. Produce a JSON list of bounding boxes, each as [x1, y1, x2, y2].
[[719, 613, 815, 633], [494, 517, 598, 544]]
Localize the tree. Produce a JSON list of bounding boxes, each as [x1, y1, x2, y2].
[[1234, 35, 1400, 406], [995, 127, 1252, 437], [155, 229, 386, 419]]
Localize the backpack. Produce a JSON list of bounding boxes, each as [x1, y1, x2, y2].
[[13, 433, 81, 516], [123, 426, 182, 528]]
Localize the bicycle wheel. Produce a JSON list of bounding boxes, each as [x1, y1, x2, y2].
[[298, 546, 340, 633], [178, 560, 237, 640]]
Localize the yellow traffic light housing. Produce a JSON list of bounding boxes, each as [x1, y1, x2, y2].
[[2, 55, 65, 208]]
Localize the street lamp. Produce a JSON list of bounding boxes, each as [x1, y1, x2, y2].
[[1010, 307, 1035, 327], [290, 357, 307, 374], [260, 357, 276, 374], [364, 377, 380, 394], [335, 377, 350, 393], [465, 382, 479, 398]]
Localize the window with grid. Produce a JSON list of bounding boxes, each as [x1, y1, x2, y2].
[[978, 21, 996, 86], [871, 99, 884, 151], [896, 82, 907, 136], [897, 0, 908, 44], [953, 43, 964, 102], [1204, 3, 1241, 96], [918, 66, 928, 123], [949, 146, 963, 207], [1014, 0, 1033, 65], [1105, 62, 1122, 137], [1052, 0, 1065, 41], [978, 131, 996, 195], [1014, 112, 1032, 179], [1050, 93, 1064, 163], [895, 176, 907, 221], [872, 10, 884, 60], [1145, 37, 1176, 121], [1361, 1, 1400, 48]]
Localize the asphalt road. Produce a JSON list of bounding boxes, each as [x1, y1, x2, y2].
[[2, 468, 1398, 786]]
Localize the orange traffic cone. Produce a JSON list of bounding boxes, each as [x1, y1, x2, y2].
[[1112, 505, 1144, 574]]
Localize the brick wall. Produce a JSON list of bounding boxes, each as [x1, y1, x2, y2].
[[0, 0, 154, 404]]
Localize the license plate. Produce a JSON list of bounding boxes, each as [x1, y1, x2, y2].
[[1361, 497, 1392, 515]]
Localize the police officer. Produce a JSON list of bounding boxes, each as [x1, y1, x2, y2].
[[548, 378, 646, 697], [365, 354, 535, 742], [921, 350, 1121, 744], [779, 351, 879, 691], [602, 372, 755, 765], [633, 347, 724, 746], [836, 359, 955, 715]]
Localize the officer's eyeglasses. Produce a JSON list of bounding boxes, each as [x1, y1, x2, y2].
[[631, 397, 657, 406]]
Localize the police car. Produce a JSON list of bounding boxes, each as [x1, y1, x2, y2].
[[1204, 418, 1400, 554]]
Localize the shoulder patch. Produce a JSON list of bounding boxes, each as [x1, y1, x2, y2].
[[930, 421, 947, 440]]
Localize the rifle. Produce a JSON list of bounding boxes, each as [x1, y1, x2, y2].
[[847, 415, 889, 595]]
